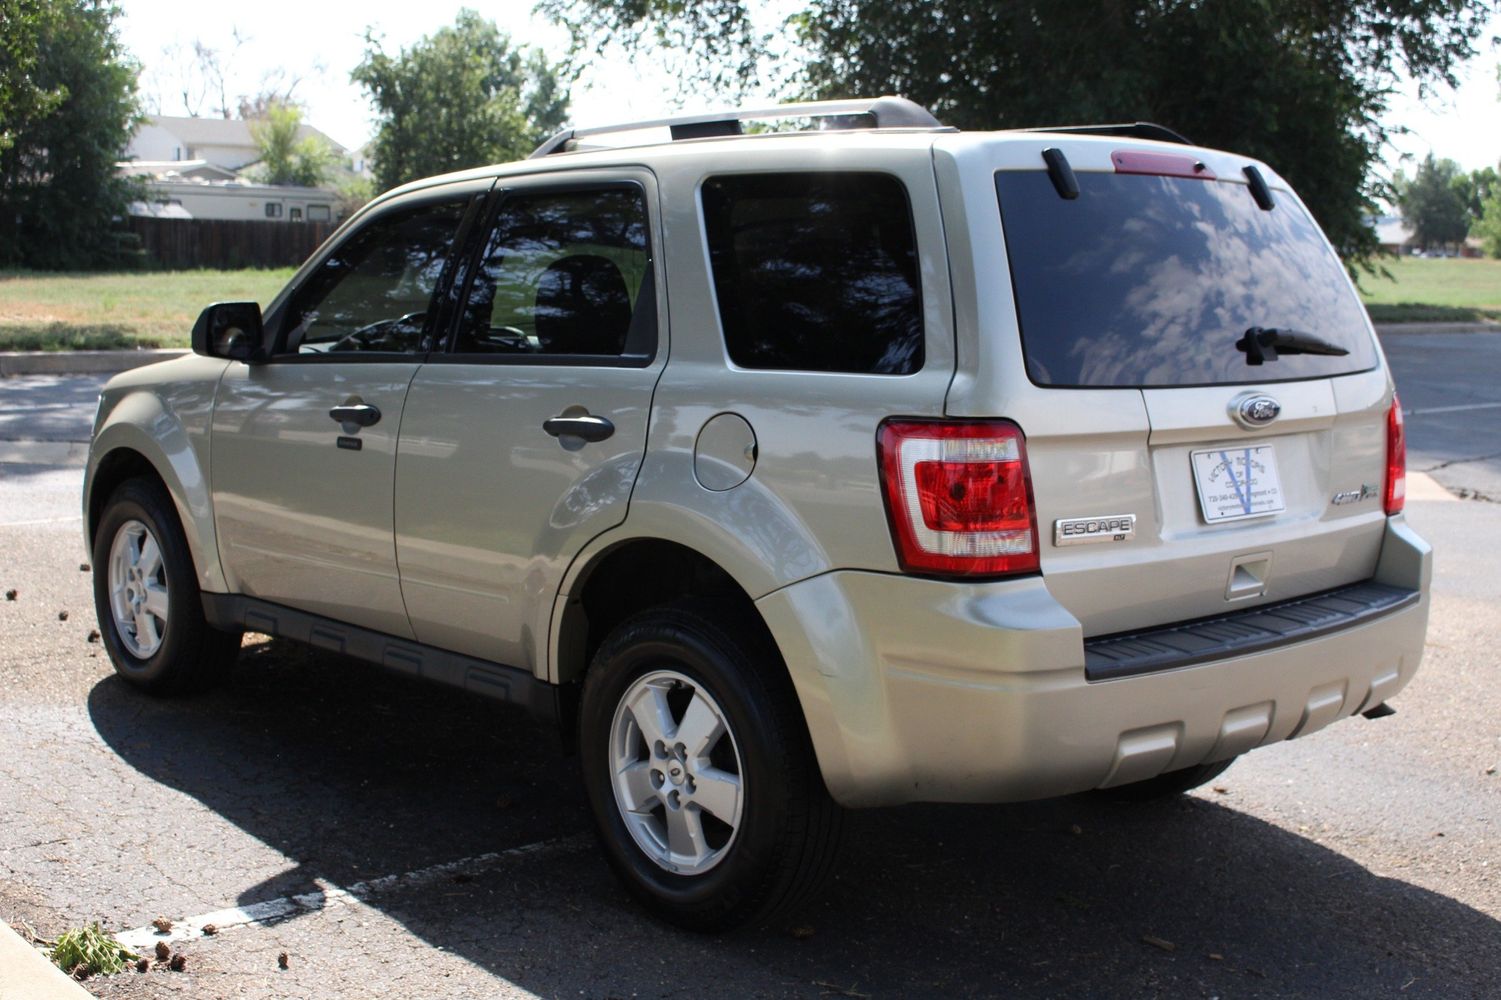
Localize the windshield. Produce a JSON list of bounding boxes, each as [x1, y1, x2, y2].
[[995, 169, 1378, 388]]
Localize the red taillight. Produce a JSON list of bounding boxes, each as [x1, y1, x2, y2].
[[877, 420, 1040, 577], [1385, 393, 1406, 515]]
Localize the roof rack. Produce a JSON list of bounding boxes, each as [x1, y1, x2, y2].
[[1020, 122, 1194, 146], [529, 96, 946, 158]]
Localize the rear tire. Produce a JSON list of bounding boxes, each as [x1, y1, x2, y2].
[[1095, 757, 1238, 803], [92, 477, 240, 695], [578, 600, 843, 931]]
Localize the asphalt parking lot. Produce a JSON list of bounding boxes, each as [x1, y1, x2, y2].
[[1, 331, 1498, 998]]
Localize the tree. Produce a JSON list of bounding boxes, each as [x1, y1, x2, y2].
[[1398, 154, 1471, 250], [352, 10, 570, 193], [0, 0, 65, 155], [1455, 165, 1499, 225], [248, 101, 337, 188], [1473, 189, 1501, 258], [0, 0, 140, 270], [542, 0, 1491, 262]]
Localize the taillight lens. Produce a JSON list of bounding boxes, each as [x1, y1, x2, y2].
[[1385, 393, 1405, 515], [877, 419, 1040, 577]]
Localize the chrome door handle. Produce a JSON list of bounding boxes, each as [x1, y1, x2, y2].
[[543, 413, 615, 443], [329, 403, 381, 427]]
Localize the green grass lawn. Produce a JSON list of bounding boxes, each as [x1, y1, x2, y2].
[[0, 269, 293, 350], [2, 256, 1497, 351], [1356, 257, 1501, 324]]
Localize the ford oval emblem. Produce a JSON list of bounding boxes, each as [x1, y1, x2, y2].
[[1235, 394, 1281, 428]]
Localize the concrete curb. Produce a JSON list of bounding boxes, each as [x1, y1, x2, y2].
[[1374, 322, 1501, 337], [0, 349, 187, 377], [0, 921, 95, 1000]]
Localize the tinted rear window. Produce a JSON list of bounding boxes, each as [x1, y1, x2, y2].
[[995, 170, 1378, 388], [702, 172, 922, 374]]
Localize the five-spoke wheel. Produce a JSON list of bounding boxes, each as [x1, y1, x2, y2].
[[92, 476, 240, 694], [107, 519, 170, 658], [610, 669, 745, 875], [580, 600, 842, 930]]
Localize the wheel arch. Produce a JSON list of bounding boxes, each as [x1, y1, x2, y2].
[[86, 398, 226, 593], [551, 537, 782, 691]]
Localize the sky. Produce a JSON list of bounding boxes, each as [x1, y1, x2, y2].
[[115, 0, 1500, 174]]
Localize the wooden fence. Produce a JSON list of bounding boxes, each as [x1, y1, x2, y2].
[[128, 218, 337, 270]]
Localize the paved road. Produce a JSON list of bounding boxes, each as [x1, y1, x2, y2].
[[1, 341, 1498, 998]]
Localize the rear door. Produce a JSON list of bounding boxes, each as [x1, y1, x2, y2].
[[394, 173, 663, 670], [946, 137, 1392, 636]]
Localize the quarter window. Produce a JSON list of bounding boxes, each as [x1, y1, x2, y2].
[[280, 198, 467, 355], [701, 172, 923, 374], [455, 186, 652, 359]]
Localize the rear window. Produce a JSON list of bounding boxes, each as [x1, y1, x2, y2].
[[995, 170, 1378, 388], [701, 172, 922, 375]]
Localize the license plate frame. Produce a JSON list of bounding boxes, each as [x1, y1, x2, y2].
[[1190, 445, 1286, 524]]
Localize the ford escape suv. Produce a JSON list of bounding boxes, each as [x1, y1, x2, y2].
[[85, 97, 1430, 929]]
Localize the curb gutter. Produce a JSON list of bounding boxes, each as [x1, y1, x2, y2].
[[1373, 322, 1501, 337], [0, 921, 94, 1000], [0, 349, 187, 377]]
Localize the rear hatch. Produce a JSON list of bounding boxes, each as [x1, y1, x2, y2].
[[960, 140, 1392, 636]]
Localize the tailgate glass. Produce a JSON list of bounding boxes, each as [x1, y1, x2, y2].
[[995, 170, 1378, 388]]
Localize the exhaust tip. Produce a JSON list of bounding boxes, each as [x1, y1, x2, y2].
[[1361, 702, 1397, 720]]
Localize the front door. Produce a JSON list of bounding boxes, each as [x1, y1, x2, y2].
[[212, 191, 477, 637], [395, 175, 664, 670]]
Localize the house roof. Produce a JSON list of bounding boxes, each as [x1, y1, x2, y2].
[[147, 114, 348, 154], [117, 159, 240, 181]]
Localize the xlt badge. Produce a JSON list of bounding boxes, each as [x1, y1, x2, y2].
[[1054, 514, 1136, 546]]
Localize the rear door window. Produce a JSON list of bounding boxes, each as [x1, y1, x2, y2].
[[701, 172, 923, 375], [995, 170, 1378, 388], [452, 185, 653, 361]]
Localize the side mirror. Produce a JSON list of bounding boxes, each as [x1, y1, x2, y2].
[[191, 302, 265, 363]]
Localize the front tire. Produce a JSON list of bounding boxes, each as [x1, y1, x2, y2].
[[579, 601, 843, 931], [92, 477, 240, 694]]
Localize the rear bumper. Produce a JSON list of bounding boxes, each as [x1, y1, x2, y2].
[[757, 515, 1430, 808]]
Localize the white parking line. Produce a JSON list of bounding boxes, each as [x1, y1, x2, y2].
[[0, 515, 81, 527], [114, 834, 589, 952]]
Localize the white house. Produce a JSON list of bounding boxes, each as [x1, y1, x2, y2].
[[126, 114, 347, 172], [120, 115, 352, 223]]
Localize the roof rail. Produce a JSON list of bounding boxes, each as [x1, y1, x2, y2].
[[1020, 122, 1194, 146], [529, 96, 945, 158]]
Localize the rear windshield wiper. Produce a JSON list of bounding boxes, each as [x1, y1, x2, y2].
[[1235, 326, 1350, 366]]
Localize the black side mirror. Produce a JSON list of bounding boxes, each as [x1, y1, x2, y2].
[[191, 302, 265, 362]]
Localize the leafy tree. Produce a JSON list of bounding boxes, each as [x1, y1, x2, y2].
[[543, 0, 1491, 261], [352, 9, 570, 192], [0, 0, 65, 155], [1398, 154, 1471, 249], [1473, 189, 1501, 257], [248, 101, 337, 188], [1454, 165, 1499, 224], [0, 0, 140, 269]]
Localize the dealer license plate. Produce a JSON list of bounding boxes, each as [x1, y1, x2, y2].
[[1190, 445, 1286, 523]]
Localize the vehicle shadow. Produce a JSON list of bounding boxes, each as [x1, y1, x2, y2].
[[88, 639, 1499, 999]]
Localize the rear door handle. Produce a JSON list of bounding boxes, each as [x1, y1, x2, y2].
[[329, 403, 381, 427], [543, 413, 615, 443]]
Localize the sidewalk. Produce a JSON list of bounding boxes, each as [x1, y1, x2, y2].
[[0, 921, 93, 1000], [0, 349, 186, 378]]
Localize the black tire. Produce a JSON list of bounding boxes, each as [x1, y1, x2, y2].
[[1094, 757, 1238, 803], [578, 599, 844, 931], [92, 477, 240, 695]]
